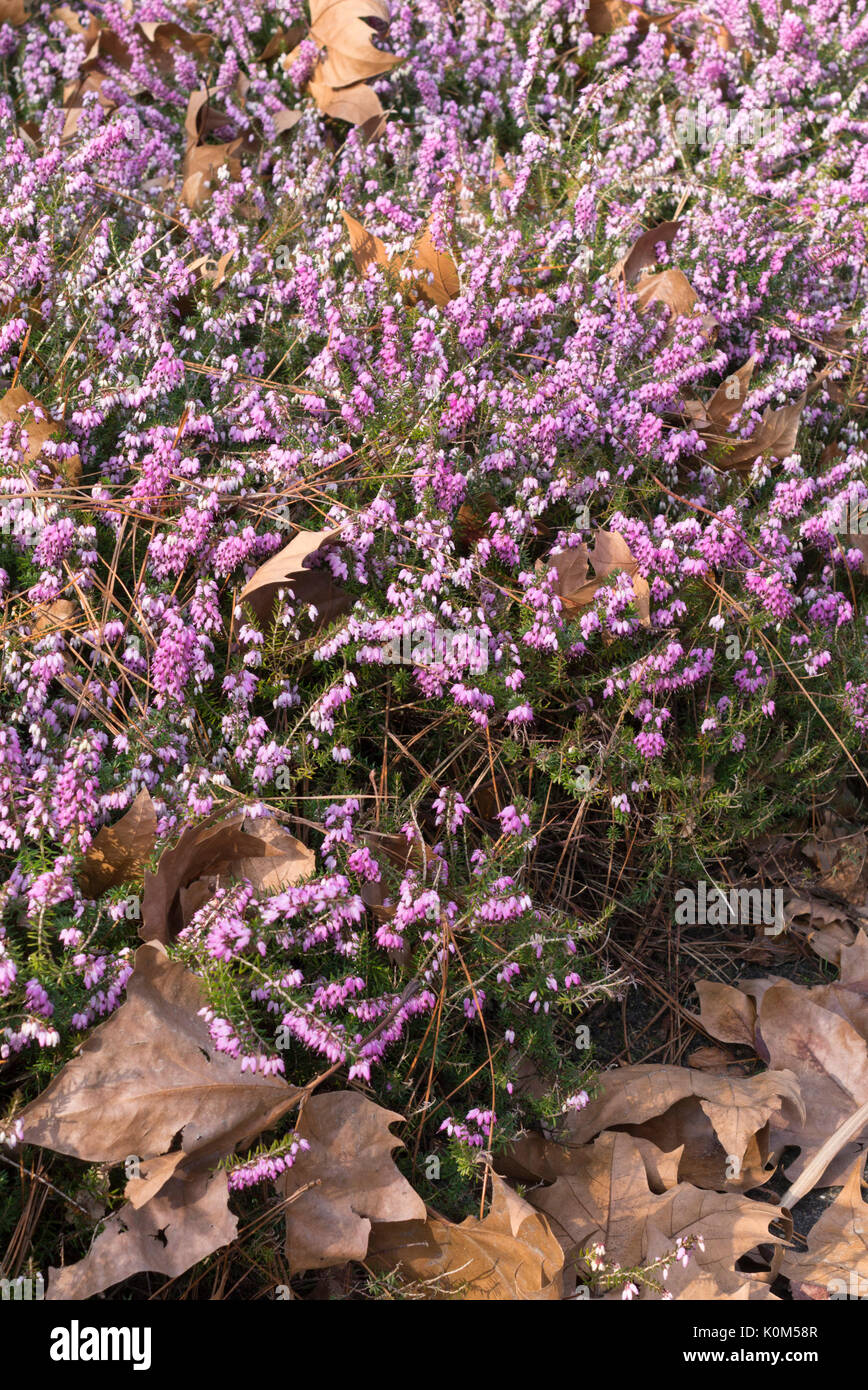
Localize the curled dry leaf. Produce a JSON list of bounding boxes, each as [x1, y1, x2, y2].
[[19, 941, 299, 1172], [342, 210, 460, 307], [78, 786, 158, 899], [279, 1092, 426, 1273], [0, 384, 81, 483], [69, 13, 212, 85], [697, 958, 868, 1186], [800, 814, 867, 902], [715, 391, 806, 471], [685, 356, 757, 434], [585, 0, 673, 34], [239, 524, 350, 627], [635, 267, 698, 320], [610, 219, 681, 281], [754, 981, 868, 1186], [784, 895, 859, 965], [546, 528, 650, 626], [141, 812, 315, 943], [308, 0, 400, 88], [367, 1173, 563, 1299], [47, 1169, 236, 1301], [640, 1222, 778, 1300], [781, 1159, 868, 1299], [507, 1062, 803, 1192], [188, 251, 234, 290], [1, 0, 29, 25], [180, 88, 259, 210], [308, 73, 384, 126], [527, 1131, 786, 1295]]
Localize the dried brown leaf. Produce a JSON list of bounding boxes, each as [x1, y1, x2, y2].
[[78, 787, 158, 899], [47, 1169, 236, 1300], [141, 813, 315, 943], [528, 1131, 785, 1292], [539, 1062, 802, 1190], [781, 1159, 868, 1298], [695, 979, 758, 1047], [758, 982, 868, 1186], [309, 0, 400, 88], [309, 72, 383, 125], [410, 223, 460, 307], [0, 0, 29, 25], [342, 210, 389, 277], [0, 385, 80, 483], [341, 211, 460, 306], [239, 524, 350, 627], [19, 941, 299, 1171], [367, 1173, 563, 1299], [279, 1092, 425, 1273], [635, 267, 697, 319], [547, 529, 650, 625], [716, 392, 806, 470], [610, 220, 681, 281]]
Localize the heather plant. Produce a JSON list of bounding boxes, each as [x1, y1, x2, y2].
[[0, 0, 867, 1297]]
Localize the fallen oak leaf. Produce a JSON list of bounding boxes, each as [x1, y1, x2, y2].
[[18, 940, 300, 1173], [308, 72, 384, 125], [546, 529, 650, 626], [528, 1131, 786, 1292], [141, 812, 315, 943], [713, 392, 806, 471], [46, 1168, 236, 1301], [341, 210, 460, 306], [279, 1092, 426, 1273], [0, 385, 81, 484], [78, 786, 158, 898], [757, 981, 868, 1186], [610, 219, 681, 281], [781, 1158, 868, 1299], [367, 1173, 563, 1299], [239, 524, 350, 628], [308, 0, 401, 88], [640, 1221, 778, 1300], [510, 1062, 803, 1191]]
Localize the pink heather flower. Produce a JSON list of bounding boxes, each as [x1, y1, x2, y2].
[[497, 804, 530, 835]]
